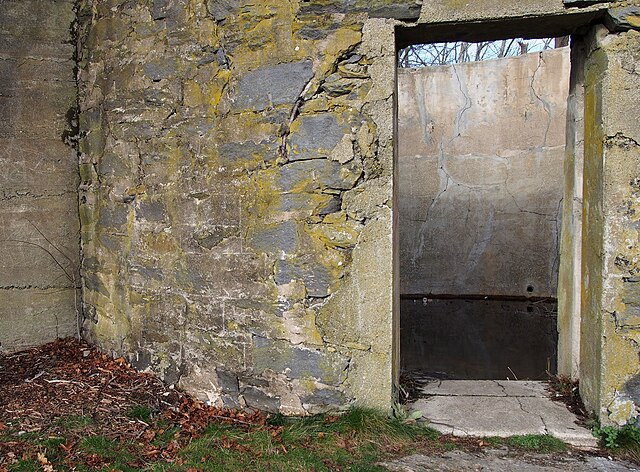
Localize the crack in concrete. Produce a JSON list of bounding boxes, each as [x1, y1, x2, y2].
[[451, 63, 472, 139], [427, 419, 471, 436], [493, 380, 508, 396], [515, 396, 548, 434], [412, 143, 451, 265], [530, 53, 552, 148]]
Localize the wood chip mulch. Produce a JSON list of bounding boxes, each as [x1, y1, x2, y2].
[[0, 337, 267, 468]]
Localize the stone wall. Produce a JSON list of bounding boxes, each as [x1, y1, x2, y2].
[[398, 48, 570, 298], [579, 25, 640, 426], [75, 0, 412, 413], [0, 0, 80, 351]]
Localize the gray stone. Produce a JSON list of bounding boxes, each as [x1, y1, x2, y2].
[[604, 7, 640, 32], [193, 226, 227, 249], [382, 452, 638, 472], [279, 193, 341, 215], [232, 61, 314, 112], [288, 113, 346, 161], [275, 257, 333, 298], [205, 0, 242, 21], [248, 221, 299, 255], [563, 0, 610, 6], [252, 336, 348, 386], [297, 22, 340, 40], [143, 59, 178, 81], [279, 159, 362, 193], [240, 386, 281, 412], [83, 273, 110, 298], [97, 206, 129, 228], [150, 0, 170, 20], [301, 388, 347, 413], [217, 369, 240, 394], [218, 140, 278, 167], [137, 200, 167, 222], [321, 73, 365, 96], [298, 0, 422, 20]]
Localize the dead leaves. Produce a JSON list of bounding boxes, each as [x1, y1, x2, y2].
[[36, 452, 54, 472]]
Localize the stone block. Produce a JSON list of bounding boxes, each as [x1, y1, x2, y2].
[[605, 7, 640, 32], [248, 221, 300, 255], [298, 0, 422, 20], [231, 61, 314, 112], [279, 159, 362, 192], [143, 59, 179, 81], [563, 0, 609, 6], [252, 336, 348, 386], [288, 113, 347, 161], [275, 257, 333, 298], [205, 0, 242, 21]]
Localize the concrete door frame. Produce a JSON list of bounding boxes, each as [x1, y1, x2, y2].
[[393, 10, 603, 408]]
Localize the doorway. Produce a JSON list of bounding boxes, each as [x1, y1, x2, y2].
[[397, 38, 571, 381]]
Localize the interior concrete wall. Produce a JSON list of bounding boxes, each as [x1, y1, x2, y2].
[[0, 0, 80, 351], [398, 47, 570, 299]]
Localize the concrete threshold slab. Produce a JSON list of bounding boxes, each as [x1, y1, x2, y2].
[[410, 380, 598, 448]]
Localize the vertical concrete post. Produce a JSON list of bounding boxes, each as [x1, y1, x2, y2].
[[557, 38, 586, 380], [580, 25, 640, 425]]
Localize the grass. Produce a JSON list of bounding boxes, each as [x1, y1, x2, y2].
[[126, 405, 154, 423], [478, 434, 567, 453], [55, 414, 94, 430], [2, 408, 583, 471], [167, 408, 438, 472], [505, 434, 567, 452]]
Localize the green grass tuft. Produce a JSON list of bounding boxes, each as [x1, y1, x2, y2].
[[78, 435, 134, 462], [126, 404, 154, 422], [55, 414, 94, 430], [505, 434, 567, 452]]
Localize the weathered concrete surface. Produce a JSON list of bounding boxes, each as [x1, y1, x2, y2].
[[410, 380, 598, 447], [418, 0, 608, 24], [382, 451, 638, 472], [557, 39, 587, 381], [401, 298, 558, 379], [0, 0, 80, 351], [580, 26, 640, 426], [76, 0, 396, 414], [398, 48, 570, 298]]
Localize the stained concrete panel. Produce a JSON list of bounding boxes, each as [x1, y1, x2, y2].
[[0, 0, 80, 351], [398, 47, 570, 299]]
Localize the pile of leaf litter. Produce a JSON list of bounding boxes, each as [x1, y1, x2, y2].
[[0, 338, 269, 470]]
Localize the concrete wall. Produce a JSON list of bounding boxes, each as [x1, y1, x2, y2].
[[0, 0, 80, 351], [398, 48, 570, 298]]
